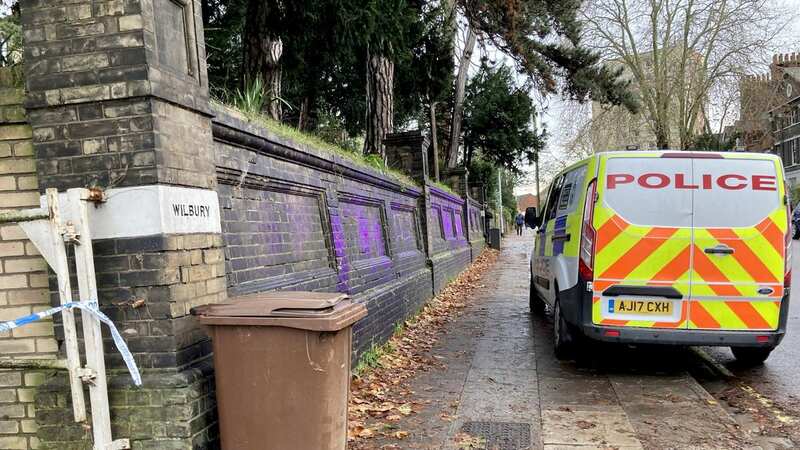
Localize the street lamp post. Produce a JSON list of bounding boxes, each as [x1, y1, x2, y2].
[[534, 151, 540, 206]]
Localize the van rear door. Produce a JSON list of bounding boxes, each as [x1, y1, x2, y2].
[[592, 154, 693, 329], [689, 157, 786, 331], [592, 153, 788, 332]]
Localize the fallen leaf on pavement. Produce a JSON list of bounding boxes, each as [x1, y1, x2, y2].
[[347, 250, 500, 446], [393, 431, 409, 439]]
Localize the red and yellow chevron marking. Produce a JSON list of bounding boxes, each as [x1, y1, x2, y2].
[[688, 300, 779, 330], [592, 210, 690, 329], [689, 206, 784, 331], [591, 203, 785, 331]]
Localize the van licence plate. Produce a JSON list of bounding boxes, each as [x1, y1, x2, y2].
[[610, 299, 673, 316]]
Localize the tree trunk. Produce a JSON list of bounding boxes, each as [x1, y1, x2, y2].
[[654, 122, 670, 149], [363, 49, 394, 157], [446, 24, 477, 168], [242, 0, 283, 121], [298, 96, 311, 131], [430, 101, 440, 181]]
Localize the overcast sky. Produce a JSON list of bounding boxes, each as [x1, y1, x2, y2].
[[512, 0, 800, 199]]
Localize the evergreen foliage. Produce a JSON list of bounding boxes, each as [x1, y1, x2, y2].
[[463, 63, 545, 172]]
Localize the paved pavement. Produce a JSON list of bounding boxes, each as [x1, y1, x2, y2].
[[360, 234, 751, 450]]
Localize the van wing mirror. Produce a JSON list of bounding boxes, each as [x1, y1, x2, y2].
[[524, 207, 540, 228]]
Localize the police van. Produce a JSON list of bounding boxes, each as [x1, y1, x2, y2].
[[526, 151, 791, 364]]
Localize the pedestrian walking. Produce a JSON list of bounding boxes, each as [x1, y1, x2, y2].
[[515, 212, 524, 236]]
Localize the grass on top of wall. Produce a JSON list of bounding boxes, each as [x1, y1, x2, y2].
[[212, 99, 418, 189], [430, 180, 458, 196]]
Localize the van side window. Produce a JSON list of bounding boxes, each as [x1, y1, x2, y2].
[[544, 175, 564, 222], [558, 184, 572, 211], [555, 165, 588, 215]]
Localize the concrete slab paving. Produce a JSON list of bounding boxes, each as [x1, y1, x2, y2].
[[541, 409, 642, 449], [538, 377, 620, 407]]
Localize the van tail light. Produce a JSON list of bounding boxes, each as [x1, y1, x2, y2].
[[579, 178, 598, 281], [785, 202, 792, 288]]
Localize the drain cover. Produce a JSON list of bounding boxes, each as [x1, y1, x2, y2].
[[459, 421, 532, 450]]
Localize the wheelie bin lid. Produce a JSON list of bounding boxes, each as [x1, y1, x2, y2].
[[191, 291, 367, 331]]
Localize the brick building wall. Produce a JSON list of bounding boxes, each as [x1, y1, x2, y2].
[[0, 77, 56, 450]]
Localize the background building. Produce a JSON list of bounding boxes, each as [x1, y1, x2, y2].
[[737, 53, 800, 154], [516, 193, 538, 213], [736, 53, 800, 188]]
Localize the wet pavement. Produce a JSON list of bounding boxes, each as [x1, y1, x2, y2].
[[358, 234, 764, 450]]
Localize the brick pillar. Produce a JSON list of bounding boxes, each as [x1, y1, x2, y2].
[[384, 131, 435, 259], [385, 131, 430, 184], [0, 67, 56, 450], [441, 167, 468, 198], [469, 184, 486, 203], [20, 1, 225, 448]]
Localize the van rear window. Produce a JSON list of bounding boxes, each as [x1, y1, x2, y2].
[[603, 158, 693, 227], [692, 159, 780, 228], [602, 157, 780, 228]]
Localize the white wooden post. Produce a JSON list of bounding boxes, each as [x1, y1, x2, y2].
[[45, 188, 86, 422], [68, 188, 113, 448], [10, 188, 131, 449]]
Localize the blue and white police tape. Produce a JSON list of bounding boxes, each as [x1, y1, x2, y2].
[[0, 301, 142, 387]]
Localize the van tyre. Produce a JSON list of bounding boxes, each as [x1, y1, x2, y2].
[[529, 275, 546, 315], [731, 346, 774, 366], [793, 226, 799, 240], [553, 299, 580, 360]]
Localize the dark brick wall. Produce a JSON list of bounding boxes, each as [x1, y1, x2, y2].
[[20, 0, 214, 192], [28, 98, 157, 191], [40, 233, 225, 449], [36, 364, 218, 450], [426, 186, 473, 293], [210, 108, 484, 358], [26, 97, 215, 191], [87, 233, 225, 369], [467, 198, 486, 261], [428, 187, 468, 254], [217, 180, 336, 295]]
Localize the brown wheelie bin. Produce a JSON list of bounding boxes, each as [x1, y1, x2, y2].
[[192, 291, 367, 450]]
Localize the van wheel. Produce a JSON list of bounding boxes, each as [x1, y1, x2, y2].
[[553, 299, 580, 360], [731, 346, 774, 366], [529, 275, 546, 315], [793, 227, 800, 240]]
